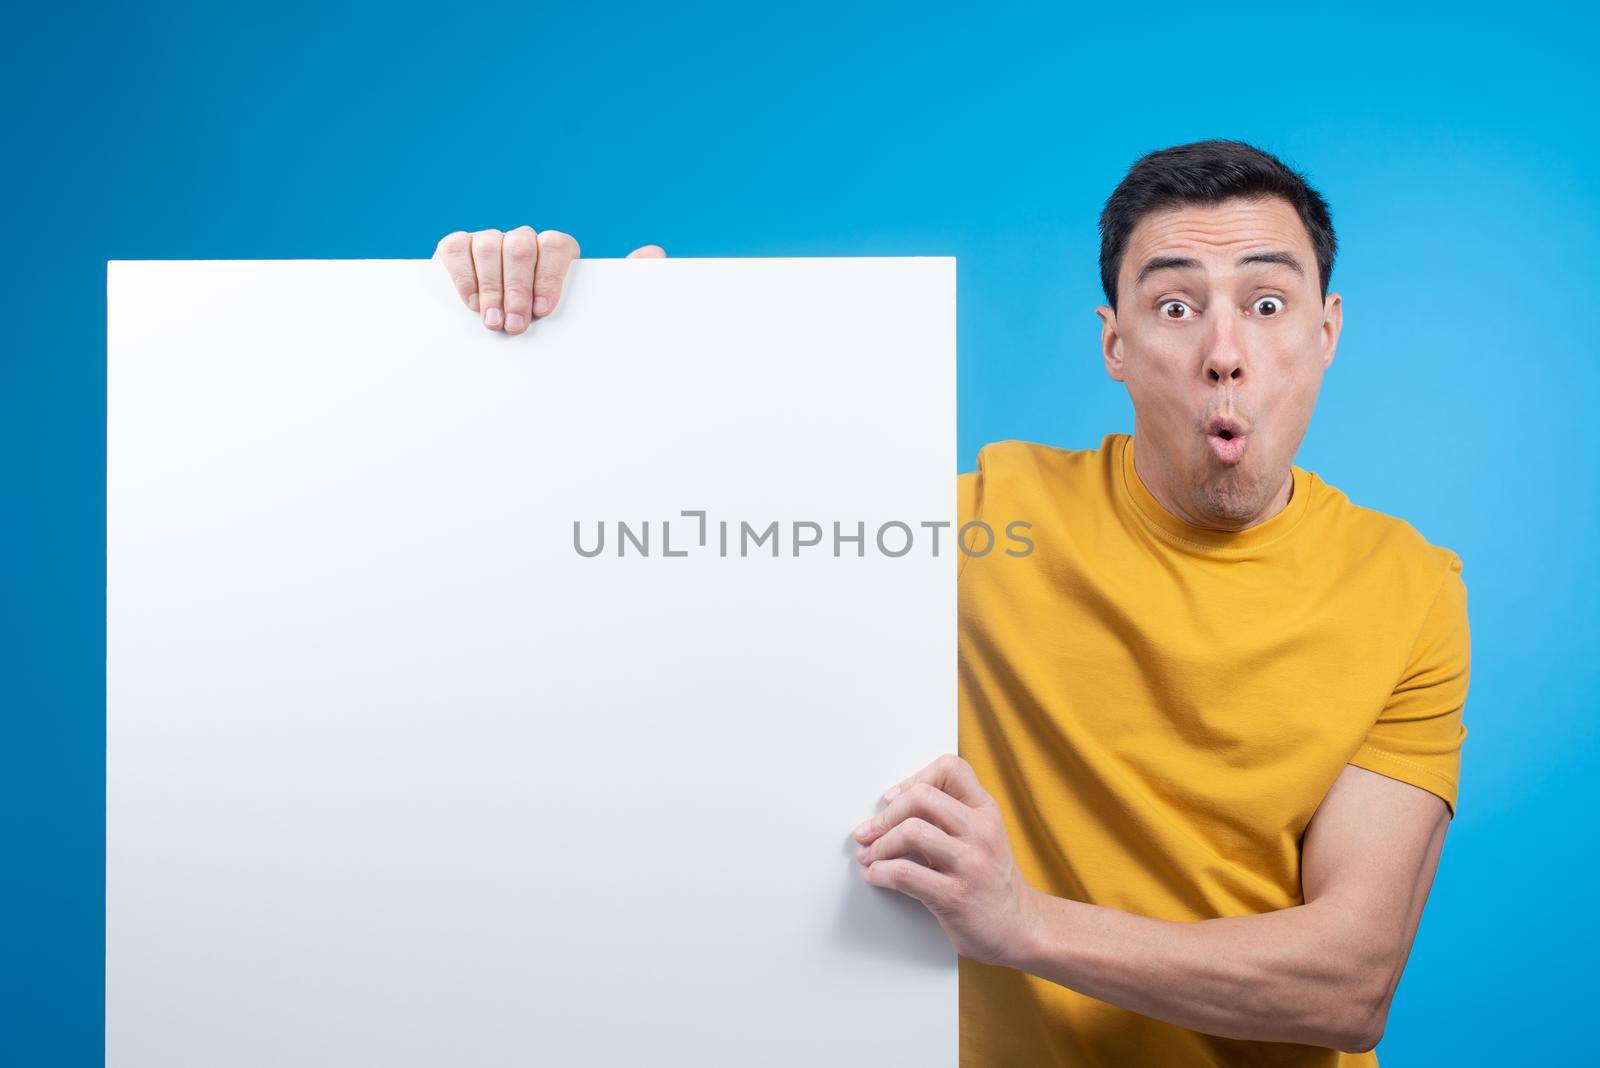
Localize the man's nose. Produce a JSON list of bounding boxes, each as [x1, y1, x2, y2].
[[1201, 310, 1246, 385]]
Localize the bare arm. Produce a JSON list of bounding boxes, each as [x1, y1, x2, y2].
[[854, 757, 1451, 1054], [1008, 765, 1447, 1050]]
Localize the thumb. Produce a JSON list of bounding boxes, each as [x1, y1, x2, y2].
[[626, 245, 667, 259]]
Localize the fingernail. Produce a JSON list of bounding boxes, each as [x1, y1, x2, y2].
[[533, 296, 551, 316], [505, 312, 526, 333], [484, 307, 503, 329], [853, 819, 872, 839], [856, 847, 869, 863], [884, 785, 901, 804], [467, 293, 479, 312]]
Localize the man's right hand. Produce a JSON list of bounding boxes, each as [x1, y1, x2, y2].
[[433, 228, 666, 335]]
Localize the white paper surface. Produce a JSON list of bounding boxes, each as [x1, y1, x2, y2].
[[107, 258, 956, 1066]]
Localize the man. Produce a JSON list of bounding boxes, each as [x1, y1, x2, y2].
[[432, 140, 1469, 1066]]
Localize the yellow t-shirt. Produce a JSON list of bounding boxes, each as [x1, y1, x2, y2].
[[956, 432, 1470, 1068]]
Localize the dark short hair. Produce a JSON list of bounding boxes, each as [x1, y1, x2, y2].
[[1098, 140, 1337, 308]]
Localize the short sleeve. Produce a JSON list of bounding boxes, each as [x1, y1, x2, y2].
[[1348, 555, 1471, 815]]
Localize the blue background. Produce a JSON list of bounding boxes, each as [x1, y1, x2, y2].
[[4, 2, 1596, 1063]]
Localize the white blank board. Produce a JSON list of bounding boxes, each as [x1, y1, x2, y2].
[[107, 258, 956, 1067]]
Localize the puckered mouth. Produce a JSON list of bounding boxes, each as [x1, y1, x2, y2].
[[1205, 414, 1249, 441]]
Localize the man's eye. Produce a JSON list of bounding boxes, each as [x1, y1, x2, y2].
[[1254, 297, 1282, 316], [1160, 300, 1193, 320]]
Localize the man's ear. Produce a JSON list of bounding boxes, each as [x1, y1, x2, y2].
[[1096, 305, 1125, 381], [1320, 292, 1343, 370]]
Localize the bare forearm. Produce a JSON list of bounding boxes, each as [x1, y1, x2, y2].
[[1003, 889, 1385, 1053]]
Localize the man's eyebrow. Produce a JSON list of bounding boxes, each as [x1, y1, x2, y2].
[[1135, 255, 1202, 286], [1237, 250, 1304, 275]]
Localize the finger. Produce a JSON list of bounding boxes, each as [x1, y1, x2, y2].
[[626, 244, 667, 259], [532, 230, 580, 318], [862, 858, 953, 906], [854, 781, 972, 846], [470, 229, 505, 329], [858, 817, 962, 871], [434, 231, 479, 311], [884, 753, 994, 808], [501, 226, 538, 334]]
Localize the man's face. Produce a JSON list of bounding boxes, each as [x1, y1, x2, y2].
[[1097, 195, 1342, 529]]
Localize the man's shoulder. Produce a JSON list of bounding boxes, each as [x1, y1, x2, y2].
[[1301, 468, 1464, 582], [957, 435, 1122, 532], [961, 433, 1123, 488]]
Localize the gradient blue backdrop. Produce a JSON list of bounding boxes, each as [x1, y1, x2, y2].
[[4, 2, 1596, 1064]]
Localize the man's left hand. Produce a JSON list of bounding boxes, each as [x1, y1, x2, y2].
[[853, 753, 1041, 967]]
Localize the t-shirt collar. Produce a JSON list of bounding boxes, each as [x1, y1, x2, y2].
[[1116, 432, 1310, 554]]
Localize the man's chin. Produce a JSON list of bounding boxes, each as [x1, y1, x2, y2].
[[1193, 464, 1272, 526]]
